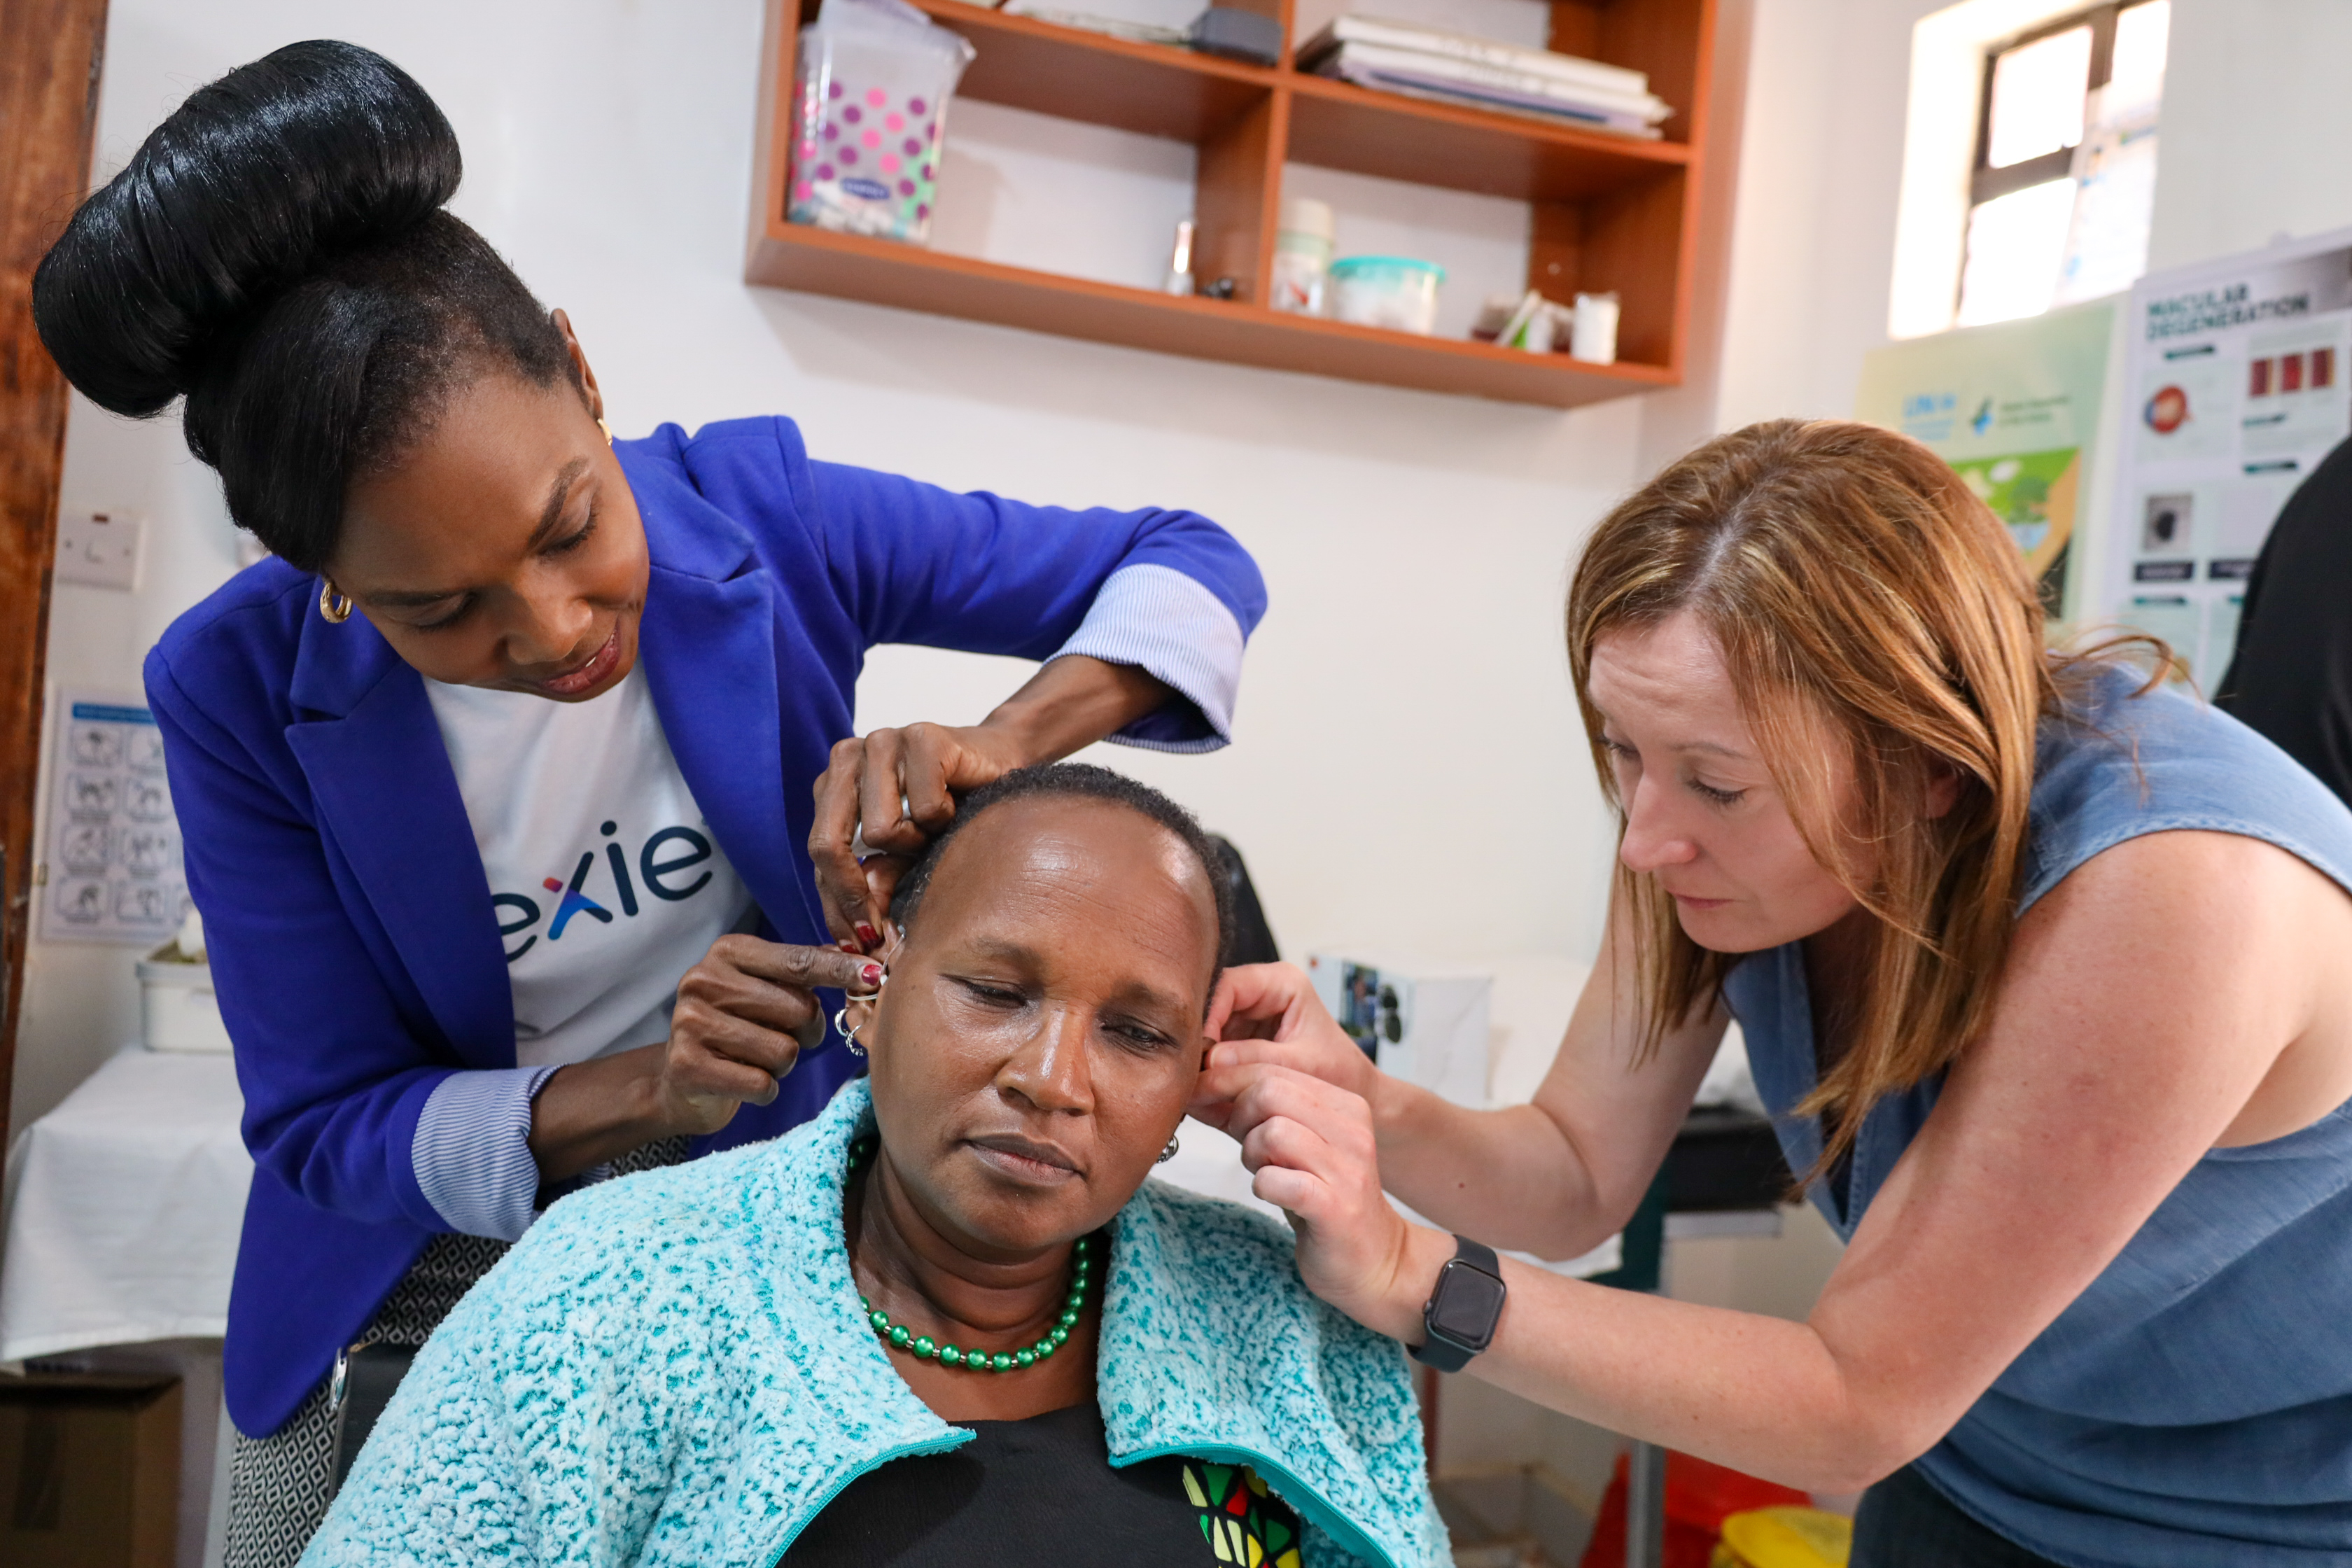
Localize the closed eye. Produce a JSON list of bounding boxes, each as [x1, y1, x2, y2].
[[1689, 778, 1746, 806], [1104, 1016, 1178, 1054], [951, 976, 1027, 1009], [542, 509, 598, 557], [408, 596, 474, 633]]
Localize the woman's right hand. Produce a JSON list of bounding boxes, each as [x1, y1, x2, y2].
[[1191, 962, 1380, 1133], [531, 939, 880, 1179], [1193, 963, 1441, 1339], [654, 937, 883, 1134]]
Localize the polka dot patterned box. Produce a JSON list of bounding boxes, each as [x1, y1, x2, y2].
[[790, 0, 974, 244]]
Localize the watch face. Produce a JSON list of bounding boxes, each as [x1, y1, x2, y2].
[[1429, 1261, 1506, 1347]]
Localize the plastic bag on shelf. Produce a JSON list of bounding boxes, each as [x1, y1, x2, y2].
[[789, 0, 974, 244]]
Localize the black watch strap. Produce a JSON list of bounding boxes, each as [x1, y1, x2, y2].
[[1410, 1235, 1506, 1372]]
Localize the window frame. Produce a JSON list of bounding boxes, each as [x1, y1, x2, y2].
[[1967, 4, 2125, 207]]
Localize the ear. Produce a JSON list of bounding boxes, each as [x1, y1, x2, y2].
[[841, 990, 881, 1040], [843, 927, 910, 1039], [550, 307, 606, 424], [1924, 757, 1964, 820]]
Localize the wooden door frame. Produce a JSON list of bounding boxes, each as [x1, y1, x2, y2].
[[1, 0, 109, 1142]]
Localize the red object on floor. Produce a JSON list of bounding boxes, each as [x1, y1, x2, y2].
[[1577, 1451, 1811, 1568]]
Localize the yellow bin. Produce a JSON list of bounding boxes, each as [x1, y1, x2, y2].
[[1710, 1506, 1853, 1568]]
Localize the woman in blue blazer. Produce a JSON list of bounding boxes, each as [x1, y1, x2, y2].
[[32, 41, 1263, 1565]]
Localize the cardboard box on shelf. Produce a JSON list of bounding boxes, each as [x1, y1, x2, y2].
[[0, 1370, 181, 1568]]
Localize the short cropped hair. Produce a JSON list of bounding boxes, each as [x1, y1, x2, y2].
[[890, 763, 1235, 986]]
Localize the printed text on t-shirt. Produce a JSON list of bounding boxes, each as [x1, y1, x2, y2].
[[492, 819, 715, 962]]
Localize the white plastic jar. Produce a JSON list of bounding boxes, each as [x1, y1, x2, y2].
[[1326, 256, 1446, 335], [1269, 197, 1336, 315], [138, 948, 231, 1052]]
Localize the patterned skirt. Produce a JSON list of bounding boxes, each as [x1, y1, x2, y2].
[[221, 1138, 690, 1568]]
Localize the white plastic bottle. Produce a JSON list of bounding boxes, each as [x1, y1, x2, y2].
[[1268, 197, 1335, 314]]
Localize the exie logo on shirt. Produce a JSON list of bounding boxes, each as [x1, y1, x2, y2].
[[493, 819, 717, 961]]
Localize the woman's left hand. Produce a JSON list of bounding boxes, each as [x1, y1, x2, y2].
[[1200, 1051, 1450, 1344], [810, 722, 1029, 949], [809, 657, 1176, 951]]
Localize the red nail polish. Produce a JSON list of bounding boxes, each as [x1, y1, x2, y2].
[[856, 923, 881, 948], [861, 962, 884, 988]]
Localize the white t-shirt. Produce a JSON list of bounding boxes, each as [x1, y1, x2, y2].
[[425, 666, 752, 1068]]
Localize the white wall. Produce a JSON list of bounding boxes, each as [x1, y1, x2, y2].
[[1712, 0, 1951, 428], [2146, 0, 2352, 272]]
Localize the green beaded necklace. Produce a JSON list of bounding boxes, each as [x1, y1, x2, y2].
[[846, 1134, 1098, 1373]]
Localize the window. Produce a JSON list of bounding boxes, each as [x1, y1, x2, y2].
[[1955, 0, 2169, 327]]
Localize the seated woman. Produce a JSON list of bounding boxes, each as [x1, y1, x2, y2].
[[304, 764, 1446, 1567]]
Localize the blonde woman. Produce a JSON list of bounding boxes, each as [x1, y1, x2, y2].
[[1196, 421, 2352, 1567]]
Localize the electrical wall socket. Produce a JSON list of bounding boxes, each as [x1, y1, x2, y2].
[[56, 512, 144, 592]]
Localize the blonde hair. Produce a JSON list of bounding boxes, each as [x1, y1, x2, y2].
[[1567, 419, 2149, 1175]]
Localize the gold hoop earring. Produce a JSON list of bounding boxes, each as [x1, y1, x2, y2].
[[596, 417, 614, 446], [318, 579, 354, 624]]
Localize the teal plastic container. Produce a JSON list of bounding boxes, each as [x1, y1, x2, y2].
[[1326, 255, 1447, 335]]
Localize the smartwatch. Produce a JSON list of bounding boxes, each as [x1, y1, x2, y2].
[[1409, 1235, 1507, 1372]]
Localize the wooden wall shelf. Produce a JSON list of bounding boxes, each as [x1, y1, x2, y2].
[[749, 0, 1716, 407], [906, 1, 1277, 141]]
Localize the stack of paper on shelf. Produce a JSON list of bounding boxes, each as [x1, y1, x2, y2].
[[1296, 15, 1672, 137]]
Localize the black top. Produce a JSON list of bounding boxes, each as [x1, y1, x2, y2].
[[777, 1400, 1306, 1567], [2219, 432, 2352, 806]]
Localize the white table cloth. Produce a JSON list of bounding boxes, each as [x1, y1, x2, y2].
[[0, 1046, 249, 1362]]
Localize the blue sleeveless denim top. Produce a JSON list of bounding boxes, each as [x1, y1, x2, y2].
[[1723, 663, 2352, 1567]]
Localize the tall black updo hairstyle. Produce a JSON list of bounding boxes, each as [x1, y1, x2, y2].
[[32, 40, 576, 573]]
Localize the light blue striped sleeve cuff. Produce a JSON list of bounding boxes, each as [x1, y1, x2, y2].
[[412, 1065, 561, 1242], [1048, 563, 1247, 754]]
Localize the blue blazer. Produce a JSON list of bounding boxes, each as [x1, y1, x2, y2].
[[144, 416, 1265, 1436]]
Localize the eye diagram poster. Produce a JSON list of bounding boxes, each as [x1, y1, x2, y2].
[[39, 692, 188, 946], [2104, 230, 2352, 684], [1856, 299, 2117, 625]]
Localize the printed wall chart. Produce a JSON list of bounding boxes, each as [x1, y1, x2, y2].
[[39, 692, 188, 946], [1856, 300, 2118, 625], [2104, 230, 2352, 684]]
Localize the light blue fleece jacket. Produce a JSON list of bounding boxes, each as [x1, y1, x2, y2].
[[304, 1078, 1450, 1567]]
